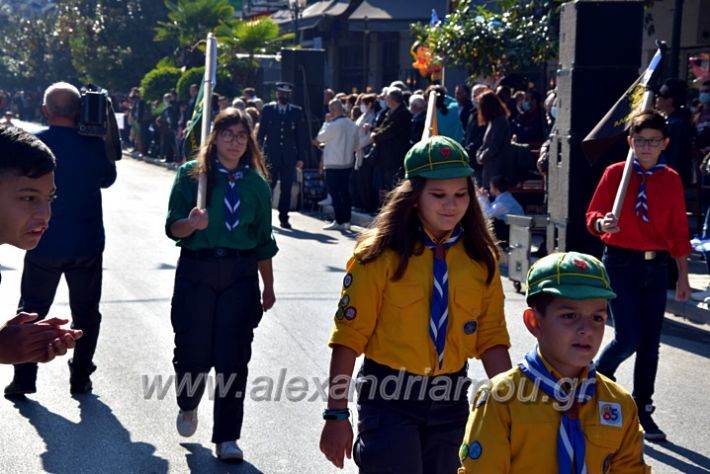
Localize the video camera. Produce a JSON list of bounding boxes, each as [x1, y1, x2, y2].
[[79, 84, 109, 137], [78, 83, 122, 161]]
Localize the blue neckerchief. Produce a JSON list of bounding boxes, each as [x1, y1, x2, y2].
[[421, 225, 462, 369], [215, 160, 249, 232], [519, 349, 596, 474], [632, 154, 666, 223]]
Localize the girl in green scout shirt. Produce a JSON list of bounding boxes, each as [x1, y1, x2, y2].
[[319, 135, 513, 473], [165, 107, 278, 462]]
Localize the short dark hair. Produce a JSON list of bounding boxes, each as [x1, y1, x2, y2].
[[490, 175, 511, 192], [0, 125, 55, 178], [456, 84, 471, 95], [526, 293, 555, 315], [630, 109, 668, 138], [387, 88, 404, 104]]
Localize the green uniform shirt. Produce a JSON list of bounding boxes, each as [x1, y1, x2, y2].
[[165, 160, 278, 260]]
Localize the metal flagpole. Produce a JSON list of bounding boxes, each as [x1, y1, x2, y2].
[[611, 91, 656, 218], [197, 32, 217, 210], [422, 90, 438, 141]]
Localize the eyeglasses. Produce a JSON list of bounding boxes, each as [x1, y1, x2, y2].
[[220, 130, 250, 144], [631, 137, 664, 148]]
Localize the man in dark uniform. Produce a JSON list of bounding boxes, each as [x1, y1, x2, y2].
[[4, 82, 117, 398], [257, 82, 305, 229]]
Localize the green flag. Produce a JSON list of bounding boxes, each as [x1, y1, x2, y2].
[[181, 81, 206, 161]]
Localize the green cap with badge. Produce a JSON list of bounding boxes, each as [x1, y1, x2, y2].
[[525, 252, 616, 302], [404, 135, 473, 180]]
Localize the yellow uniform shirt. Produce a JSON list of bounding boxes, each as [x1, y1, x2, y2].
[[458, 360, 651, 474], [328, 241, 510, 375]]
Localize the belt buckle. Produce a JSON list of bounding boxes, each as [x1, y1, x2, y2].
[[215, 248, 225, 257], [643, 251, 656, 260]]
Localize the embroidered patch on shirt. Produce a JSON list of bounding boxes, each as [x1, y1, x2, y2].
[[463, 320, 478, 335], [458, 443, 469, 461], [599, 401, 623, 427], [343, 273, 353, 288], [468, 441, 482, 460], [339, 294, 350, 307], [344, 307, 357, 320], [335, 307, 345, 321]]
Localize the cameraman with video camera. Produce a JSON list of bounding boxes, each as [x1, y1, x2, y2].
[[5, 82, 117, 398]]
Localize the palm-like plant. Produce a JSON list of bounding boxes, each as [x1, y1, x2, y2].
[[217, 17, 293, 61], [155, 0, 237, 67]]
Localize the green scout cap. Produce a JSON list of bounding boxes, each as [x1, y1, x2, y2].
[[404, 135, 473, 180], [526, 252, 616, 301]]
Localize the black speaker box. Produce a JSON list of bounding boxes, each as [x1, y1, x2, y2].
[[559, 0, 644, 69], [548, 0, 644, 254], [281, 48, 325, 122]]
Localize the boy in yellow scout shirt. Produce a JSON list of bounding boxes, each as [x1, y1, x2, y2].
[[459, 252, 651, 474], [319, 136, 512, 473]]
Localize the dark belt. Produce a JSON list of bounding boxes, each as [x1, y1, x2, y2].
[[356, 358, 470, 404], [180, 247, 254, 259], [605, 245, 669, 261]]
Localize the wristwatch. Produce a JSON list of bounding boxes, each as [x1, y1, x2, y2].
[[323, 408, 350, 421]]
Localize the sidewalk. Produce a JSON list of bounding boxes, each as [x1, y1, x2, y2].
[[125, 149, 710, 328]]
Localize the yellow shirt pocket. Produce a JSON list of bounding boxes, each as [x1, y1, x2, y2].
[[585, 424, 624, 474], [384, 284, 425, 313], [453, 287, 482, 358]]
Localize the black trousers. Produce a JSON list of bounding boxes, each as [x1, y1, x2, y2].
[[354, 359, 470, 474], [170, 252, 263, 443], [269, 161, 296, 222], [325, 168, 352, 224], [354, 159, 378, 213], [13, 253, 103, 382]]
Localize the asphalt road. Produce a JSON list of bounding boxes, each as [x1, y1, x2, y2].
[[0, 154, 708, 473]]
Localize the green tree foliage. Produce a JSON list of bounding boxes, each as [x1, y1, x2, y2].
[[176, 67, 236, 101], [0, 10, 78, 91], [155, 0, 238, 68], [421, 0, 559, 79], [217, 17, 292, 60], [177, 68, 205, 101], [55, 1, 169, 92], [140, 66, 181, 102]]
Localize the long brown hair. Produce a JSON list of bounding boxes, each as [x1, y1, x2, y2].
[[191, 107, 269, 206], [477, 91, 509, 126], [355, 176, 500, 284]]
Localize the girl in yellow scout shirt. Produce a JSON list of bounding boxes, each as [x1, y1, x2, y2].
[[166, 108, 278, 462], [319, 135, 512, 473]]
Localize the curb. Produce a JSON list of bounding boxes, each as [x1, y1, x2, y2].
[[665, 290, 710, 325], [122, 150, 179, 171], [318, 204, 374, 228]]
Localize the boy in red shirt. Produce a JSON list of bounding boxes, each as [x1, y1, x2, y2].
[[586, 109, 691, 441]]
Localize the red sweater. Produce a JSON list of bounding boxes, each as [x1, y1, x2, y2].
[[586, 161, 691, 257]]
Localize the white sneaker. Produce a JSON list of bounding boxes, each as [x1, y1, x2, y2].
[[342, 222, 351, 232], [176, 409, 198, 437], [318, 196, 332, 206], [691, 288, 710, 301], [216, 440, 244, 462], [323, 221, 343, 230]]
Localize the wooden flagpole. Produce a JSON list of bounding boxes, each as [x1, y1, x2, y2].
[[197, 32, 217, 210]]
